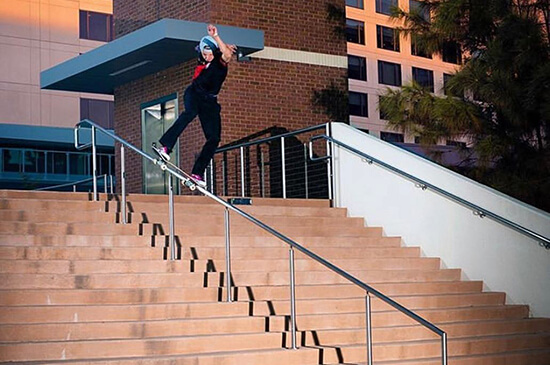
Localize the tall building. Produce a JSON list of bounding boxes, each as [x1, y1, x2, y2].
[[0, 0, 115, 190], [345, 0, 461, 143]]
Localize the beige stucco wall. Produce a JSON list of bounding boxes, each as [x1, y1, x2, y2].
[[346, 2, 460, 141], [0, 0, 113, 128]]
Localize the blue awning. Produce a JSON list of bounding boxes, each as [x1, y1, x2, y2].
[[41, 19, 264, 95]]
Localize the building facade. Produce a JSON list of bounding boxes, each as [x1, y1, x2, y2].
[[113, 0, 348, 194], [0, 0, 115, 190], [345, 0, 460, 143]]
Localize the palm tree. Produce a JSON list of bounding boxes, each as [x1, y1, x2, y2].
[[380, 0, 550, 211]]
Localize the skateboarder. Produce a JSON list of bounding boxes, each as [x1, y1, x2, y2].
[[154, 24, 236, 187]]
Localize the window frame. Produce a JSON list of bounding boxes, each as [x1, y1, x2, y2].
[[349, 91, 369, 117], [346, 19, 366, 45], [348, 55, 367, 81], [412, 66, 435, 92], [378, 60, 402, 86], [376, 25, 400, 52]]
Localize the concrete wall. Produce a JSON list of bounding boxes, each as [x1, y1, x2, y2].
[[0, 0, 113, 128], [331, 122, 550, 317]]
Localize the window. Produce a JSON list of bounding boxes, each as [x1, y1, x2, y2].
[[376, 0, 398, 15], [24, 151, 45, 173], [409, 0, 430, 22], [412, 67, 434, 92], [2, 149, 22, 172], [346, 0, 364, 9], [443, 73, 460, 96], [378, 60, 402, 86], [47, 152, 67, 175], [381, 131, 404, 143], [79, 10, 114, 42], [80, 98, 115, 129], [349, 92, 368, 117], [442, 41, 462, 64], [346, 19, 365, 45], [377, 25, 400, 52], [69, 154, 89, 175], [411, 35, 432, 58], [348, 55, 367, 81]]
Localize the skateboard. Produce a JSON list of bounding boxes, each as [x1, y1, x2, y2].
[[151, 143, 200, 191]]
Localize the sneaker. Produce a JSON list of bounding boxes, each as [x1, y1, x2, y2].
[[191, 174, 207, 188], [153, 143, 171, 161]]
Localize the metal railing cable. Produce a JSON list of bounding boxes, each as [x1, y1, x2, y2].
[[74, 119, 448, 364], [212, 124, 330, 199], [310, 134, 550, 250]]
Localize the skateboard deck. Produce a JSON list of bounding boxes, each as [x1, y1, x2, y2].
[[151, 143, 200, 191]]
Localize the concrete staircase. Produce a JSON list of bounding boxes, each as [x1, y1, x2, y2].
[[0, 190, 549, 364]]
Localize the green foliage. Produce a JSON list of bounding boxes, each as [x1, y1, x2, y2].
[[312, 82, 349, 123], [381, 0, 550, 211]]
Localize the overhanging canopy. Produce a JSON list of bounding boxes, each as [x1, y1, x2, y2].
[[41, 19, 264, 95]]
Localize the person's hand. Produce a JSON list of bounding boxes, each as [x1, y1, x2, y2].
[[207, 24, 218, 37], [227, 44, 237, 54]]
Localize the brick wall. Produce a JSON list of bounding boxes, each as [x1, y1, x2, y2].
[[113, 0, 347, 194], [211, 0, 346, 55], [114, 0, 209, 37]]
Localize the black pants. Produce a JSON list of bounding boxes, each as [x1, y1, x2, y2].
[[159, 85, 221, 177]]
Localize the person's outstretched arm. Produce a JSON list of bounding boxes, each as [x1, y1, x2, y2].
[[207, 24, 236, 63]]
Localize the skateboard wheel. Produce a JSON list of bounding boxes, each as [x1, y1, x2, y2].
[[160, 164, 167, 170]]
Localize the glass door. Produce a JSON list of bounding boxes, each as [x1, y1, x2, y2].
[[141, 96, 179, 194]]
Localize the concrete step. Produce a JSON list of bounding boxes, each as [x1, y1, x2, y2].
[[0, 234, 402, 248], [0, 280, 484, 307], [0, 346, 321, 365], [312, 332, 550, 363], [296, 318, 550, 347], [0, 301, 251, 324], [0, 331, 289, 362], [0, 245, 421, 261], [0, 287, 221, 306], [0, 209, 115, 223], [0, 257, 440, 274], [373, 349, 550, 365], [229, 281, 484, 302], [0, 220, 382, 237], [0, 269, 461, 289], [0, 315, 275, 342]]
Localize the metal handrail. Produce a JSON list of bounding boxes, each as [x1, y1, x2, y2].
[[74, 119, 447, 364], [310, 134, 550, 250], [215, 124, 326, 153], [35, 174, 114, 193]]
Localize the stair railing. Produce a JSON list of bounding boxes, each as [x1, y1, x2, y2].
[[212, 124, 331, 199], [74, 119, 448, 365], [309, 134, 550, 250]]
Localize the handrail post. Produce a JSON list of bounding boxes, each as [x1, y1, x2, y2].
[[442, 332, 448, 365], [224, 208, 232, 302], [91, 126, 98, 201], [240, 146, 245, 197], [260, 149, 265, 198], [325, 123, 333, 201], [303, 144, 308, 199], [121, 145, 127, 224], [168, 174, 176, 261], [289, 246, 297, 349], [222, 152, 227, 196], [104, 174, 108, 194], [281, 137, 286, 199], [110, 175, 114, 194], [365, 292, 373, 365]]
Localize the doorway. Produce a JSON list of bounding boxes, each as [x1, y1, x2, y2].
[[141, 95, 179, 194]]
